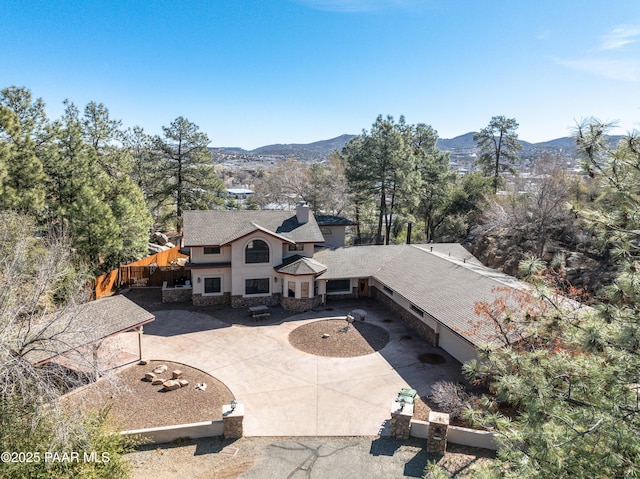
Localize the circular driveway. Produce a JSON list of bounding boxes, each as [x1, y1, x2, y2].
[[110, 301, 465, 436]]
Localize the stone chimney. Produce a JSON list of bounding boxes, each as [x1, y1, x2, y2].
[[296, 201, 309, 224]]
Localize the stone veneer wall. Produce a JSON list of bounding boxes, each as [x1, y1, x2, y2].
[[280, 295, 322, 312], [231, 294, 282, 308], [371, 286, 439, 346], [162, 286, 192, 303], [192, 292, 231, 306]]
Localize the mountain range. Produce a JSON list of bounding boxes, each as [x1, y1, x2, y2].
[[214, 132, 621, 163]]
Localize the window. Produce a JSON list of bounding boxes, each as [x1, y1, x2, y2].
[[326, 279, 351, 293], [288, 281, 295, 298], [204, 246, 221, 255], [383, 285, 394, 295], [301, 282, 310, 298], [245, 278, 270, 295], [245, 239, 269, 264], [203, 277, 222, 295], [288, 243, 304, 251], [410, 304, 424, 317], [320, 226, 333, 236]]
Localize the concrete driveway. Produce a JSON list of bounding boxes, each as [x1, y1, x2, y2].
[[108, 300, 465, 437]]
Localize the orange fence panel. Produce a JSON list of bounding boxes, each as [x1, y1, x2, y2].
[[93, 246, 189, 298], [95, 268, 119, 299]]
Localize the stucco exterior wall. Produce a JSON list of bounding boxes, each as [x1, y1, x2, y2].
[[319, 225, 347, 248], [190, 267, 232, 296], [437, 327, 479, 364], [231, 233, 283, 297], [281, 243, 315, 260], [190, 245, 232, 264]]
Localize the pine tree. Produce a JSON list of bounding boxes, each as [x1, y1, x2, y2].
[[343, 115, 420, 244], [154, 117, 224, 232], [460, 120, 640, 478], [0, 87, 47, 213], [474, 116, 522, 193]]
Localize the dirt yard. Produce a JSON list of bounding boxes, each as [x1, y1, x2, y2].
[[65, 360, 234, 430]]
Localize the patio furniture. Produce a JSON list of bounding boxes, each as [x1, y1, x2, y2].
[[248, 305, 271, 320]]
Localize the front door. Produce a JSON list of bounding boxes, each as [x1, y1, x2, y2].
[[358, 278, 369, 297]]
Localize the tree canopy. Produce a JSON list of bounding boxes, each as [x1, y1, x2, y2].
[[474, 116, 522, 193], [456, 120, 640, 478], [152, 116, 224, 233]]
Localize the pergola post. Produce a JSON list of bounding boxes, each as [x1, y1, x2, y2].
[[137, 325, 144, 361]]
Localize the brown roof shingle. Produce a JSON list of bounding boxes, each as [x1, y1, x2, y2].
[[182, 210, 325, 246]]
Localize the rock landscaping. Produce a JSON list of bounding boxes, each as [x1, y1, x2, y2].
[[66, 360, 234, 430]]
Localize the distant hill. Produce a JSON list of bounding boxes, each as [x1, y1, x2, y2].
[[437, 132, 478, 150], [213, 133, 627, 164], [249, 134, 356, 160]]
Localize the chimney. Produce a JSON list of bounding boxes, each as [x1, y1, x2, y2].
[[296, 201, 309, 224]]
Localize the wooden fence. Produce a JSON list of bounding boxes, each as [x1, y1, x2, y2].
[[94, 246, 189, 299]]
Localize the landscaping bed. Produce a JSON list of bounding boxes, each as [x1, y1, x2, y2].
[[288, 318, 390, 357], [65, 360, 234, 430]]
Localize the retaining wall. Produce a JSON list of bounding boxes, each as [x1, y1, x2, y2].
[[121, 420, 224, 444]]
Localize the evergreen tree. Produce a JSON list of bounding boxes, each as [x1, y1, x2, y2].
[[154, 117, 224, 232], [474, 116, 522, 193], [44, 101, 121, 268], [0, 87, 47, 213], [459, 120, 640, 478], [405, 122, 454, 242], [82, 102, 151, 265], [343, 115, 420, 244]]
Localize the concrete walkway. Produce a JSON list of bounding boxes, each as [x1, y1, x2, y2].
[[108, 301, 465, 437]]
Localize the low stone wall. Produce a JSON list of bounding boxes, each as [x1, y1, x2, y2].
[[280, 295, 322, 312], [192, 292, 231, 306], [121, 420, 224, 444], [231, 294, 281, 308], [162, 283, 192, 303], [371, 287, 438, 346]]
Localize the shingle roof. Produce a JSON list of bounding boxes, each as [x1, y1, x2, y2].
[[315, 215, 356, 226], [182, 210, 325, 246], [23, 295, 155, 366], [315, 244, 533, 349], [275, 255, 328, 275]]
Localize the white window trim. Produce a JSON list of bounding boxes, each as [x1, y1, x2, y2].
[[203, 276, 223, 296], [244, 277, 271, 297]]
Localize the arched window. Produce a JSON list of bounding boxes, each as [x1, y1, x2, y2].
[[245, 239, 270, 264]]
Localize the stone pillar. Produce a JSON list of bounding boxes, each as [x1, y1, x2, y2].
[[390, 401, 413, 440], [427, 411, 449, 455], [222, 403, 244, 439]]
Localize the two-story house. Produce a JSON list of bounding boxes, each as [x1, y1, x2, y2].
[[182, 203, 547, 364], [183, 203, 329, 310]]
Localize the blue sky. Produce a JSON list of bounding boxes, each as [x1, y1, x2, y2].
[[2, 0, 639, 149]]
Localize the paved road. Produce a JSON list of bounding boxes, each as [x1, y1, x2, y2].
[[108, 299, 465, 437], [127, 435, 493, 479]]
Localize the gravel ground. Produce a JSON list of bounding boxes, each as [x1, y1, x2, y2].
[[66, 360, 234, 430], [288, 318, 390, 357]]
